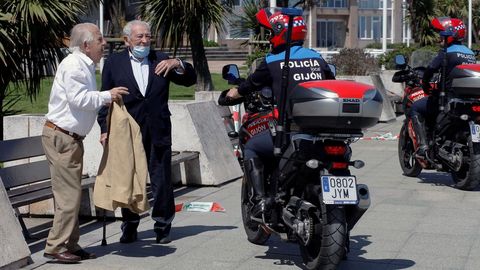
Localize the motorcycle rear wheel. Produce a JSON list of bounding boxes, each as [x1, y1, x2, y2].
[[398, 123, 422, 177], [451, 136, 480, 190], [299, 205, 347, 270], [240, 176, 270, 244]]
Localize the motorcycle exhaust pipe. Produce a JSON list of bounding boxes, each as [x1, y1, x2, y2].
[[282, 196, 316, 233], [346, 184, 370, 231]]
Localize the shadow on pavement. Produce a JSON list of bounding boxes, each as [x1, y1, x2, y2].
[[164, 225, 237, 241], [32, 224, 237, 259], [341, 235, 415, 270], [255, 239, 306, 269], [87, 239, 177, 258], [416, 172, 456, 187], [417, 171, 480, 191], [252, 233, 416, 269]]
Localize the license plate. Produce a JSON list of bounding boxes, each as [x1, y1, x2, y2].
[[469, 122, 480, 143], [321, 176, 358, 205]]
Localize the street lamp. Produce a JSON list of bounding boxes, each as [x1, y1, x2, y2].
[[401, 0, 410, 47], [468, 0, 472, 48], [382, 0, 387, 53], [99, 1, 104, 71]]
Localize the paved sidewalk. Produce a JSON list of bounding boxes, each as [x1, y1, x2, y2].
[[24, 117, 480, 270]]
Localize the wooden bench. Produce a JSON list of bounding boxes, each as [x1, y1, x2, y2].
[[0, 135, 95, 239], [0, 135, 202, 225]]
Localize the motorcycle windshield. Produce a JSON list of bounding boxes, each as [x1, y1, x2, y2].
[[410, 49, 437, 69]]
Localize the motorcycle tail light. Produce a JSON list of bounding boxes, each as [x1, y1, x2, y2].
[[331, 162, 348, 169], [324, 145, 347, 155], [472, 106, 480, 112]]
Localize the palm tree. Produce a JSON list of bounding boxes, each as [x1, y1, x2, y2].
[[0, 0, 83, 139], [471, 0, 480, 44], [139, 0, 233, 92], [0, 13, 22, 120], [437, 0, 467, 19], [86, 0, 128, 36], [406, 0, 438, 46], [229, 0, 263, 43]]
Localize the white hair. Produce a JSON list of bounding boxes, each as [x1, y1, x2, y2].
[[123, 20, 151, 38], [69, 23, 98, 51]]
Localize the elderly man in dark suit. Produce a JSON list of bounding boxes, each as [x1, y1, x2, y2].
[[97, 20, 196, 244]]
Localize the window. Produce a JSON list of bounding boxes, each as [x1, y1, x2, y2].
[[358, 0, 392, 9], [319, 0, 348, 8], [317, 20, 346, 48], [358, 15, 391, 40]]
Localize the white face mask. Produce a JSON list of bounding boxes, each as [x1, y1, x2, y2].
[[131, 46, 150, 59]]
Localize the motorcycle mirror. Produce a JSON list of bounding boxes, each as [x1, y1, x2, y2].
[[222, 64, 241, 85], [328, 64, 337, 77], [394, 54, 407, 70]]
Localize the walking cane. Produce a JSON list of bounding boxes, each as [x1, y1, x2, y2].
[[101, 101, 115, 247], [101, 209, 107, 246]]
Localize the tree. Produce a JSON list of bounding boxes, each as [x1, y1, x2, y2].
[[139, 0, 233, 92], [0, 0, 83, 140], [86, 0, 128, 36], [229, 0, 263, 44], [471, 0, 480, 44], [437, 0, 467, 19], [406, 0, 438, 46]]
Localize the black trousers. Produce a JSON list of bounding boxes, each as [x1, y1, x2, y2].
[[243, 130, 274, 161], [122, 142, 175, 236], [408, 96, 439, 128]]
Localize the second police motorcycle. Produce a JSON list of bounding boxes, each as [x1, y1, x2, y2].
[[392, 31, 480, 191]]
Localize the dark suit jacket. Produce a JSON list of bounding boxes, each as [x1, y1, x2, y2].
[[98, 49, 196, 146]]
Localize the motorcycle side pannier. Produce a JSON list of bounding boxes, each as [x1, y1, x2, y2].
[[289, 80, 383, 133], [450, 64, 480, 98]]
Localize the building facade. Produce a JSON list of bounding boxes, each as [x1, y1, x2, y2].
[[221, 0, 410, 50]]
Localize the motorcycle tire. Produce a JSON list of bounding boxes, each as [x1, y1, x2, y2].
[[451, 136, 480, 190], [398, 123, 422, 177], [299, 205, 347, 270], [240, 176, 270, 245]]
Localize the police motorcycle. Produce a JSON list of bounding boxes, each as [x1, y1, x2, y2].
[[218, 6, 382, 270], [393, 33, 480, 190]]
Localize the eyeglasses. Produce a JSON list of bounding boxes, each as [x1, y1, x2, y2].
[[132, 34, 152, 40]]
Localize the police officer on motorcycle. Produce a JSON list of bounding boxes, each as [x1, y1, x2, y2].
[[409, 17, 475, 159], [226, 8, 335, 218]]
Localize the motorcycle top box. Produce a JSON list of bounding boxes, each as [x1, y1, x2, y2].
[[450, 64, 480, 98], [289, 80, 383, 133]]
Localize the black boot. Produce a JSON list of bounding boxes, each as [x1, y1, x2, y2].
[[411, 115, 428, 159], [243, 158, 266, 218]]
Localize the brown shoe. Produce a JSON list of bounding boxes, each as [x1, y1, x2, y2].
[[43, 251, 81, 263], [72, 249, 96, 260]]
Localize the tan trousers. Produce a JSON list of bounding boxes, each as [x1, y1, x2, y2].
[[41, 126, 84, 254]]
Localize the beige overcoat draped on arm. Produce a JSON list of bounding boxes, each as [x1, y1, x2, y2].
[[94, 101, 149, 213]]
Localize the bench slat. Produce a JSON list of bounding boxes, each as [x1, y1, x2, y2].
[[0, 160, 51, 189], [0, 136, 44, 162], [9, 188, 53, 208], [8, 177, 95, 208], [7, 181, 51, 197]]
